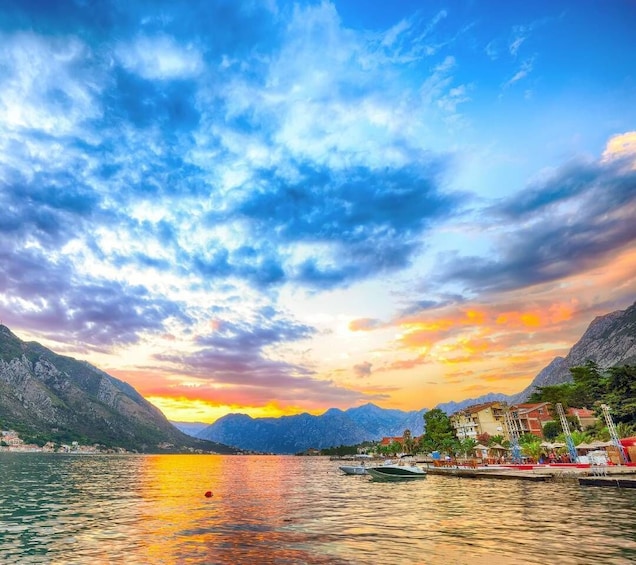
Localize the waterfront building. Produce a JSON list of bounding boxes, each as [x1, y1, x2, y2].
[[506, 402, 552, 438], [449, 402, 507, 440], [567, 407, 598, 429]]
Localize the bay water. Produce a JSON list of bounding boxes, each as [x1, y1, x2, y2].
[[1, 453, 635, 564]]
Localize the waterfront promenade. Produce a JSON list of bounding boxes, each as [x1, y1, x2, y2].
[[421, 461, 636, 488]]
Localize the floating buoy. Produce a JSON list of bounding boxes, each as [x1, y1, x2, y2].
[[204, 491, 213, 498]]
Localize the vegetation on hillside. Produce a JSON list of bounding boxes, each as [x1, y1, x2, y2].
[[529, 362, 636, 426]]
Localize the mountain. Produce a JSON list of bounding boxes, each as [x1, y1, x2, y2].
[[195, 302, 636, 453], [3, 301, 631, 455], [511, 301, 636, 402], [172, 421, 210, 437], [0, 325, 236, 453], [196, 403, 427, 454]]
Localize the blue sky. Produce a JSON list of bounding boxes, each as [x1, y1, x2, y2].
[[1, 0, 635, 422]]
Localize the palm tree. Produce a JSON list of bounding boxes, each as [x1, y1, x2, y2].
[[521, 440, 543, 462], [459, 437, 478, 458]]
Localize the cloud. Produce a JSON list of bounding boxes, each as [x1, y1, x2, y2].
[[503, 57, 534, 88], [232, 162, 460, 289], [435, 155, 636, 294], [146, 312, 376, 406], [353, 361, 372, 378], [116, 35, 204, 80]]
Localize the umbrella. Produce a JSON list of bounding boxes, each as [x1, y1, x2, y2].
[[473, 443, 488, 450], [489, 443, 508, 451], [575, 442, 593, 450], [588, 440, 613, 449]]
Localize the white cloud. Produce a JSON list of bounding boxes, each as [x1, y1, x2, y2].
[[0, 32, 103, 136], [116, 34, 204, 80]]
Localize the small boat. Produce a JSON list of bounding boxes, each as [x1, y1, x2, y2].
[[366, 462, 427, 481], [338, 454, 373, 475], [339, 464, 368, 475]]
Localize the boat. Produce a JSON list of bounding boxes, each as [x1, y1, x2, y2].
[[366, 462, 427, 481], [338, 454, 373, 475], [339, 464, 368, 475]]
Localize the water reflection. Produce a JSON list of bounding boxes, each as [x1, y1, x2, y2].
[[0, 454, 634, 564]]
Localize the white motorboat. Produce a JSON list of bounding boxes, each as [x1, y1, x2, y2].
[[366, 462, 427, 481], [339, 464, 368, 475], [338, 454, 373, 475]]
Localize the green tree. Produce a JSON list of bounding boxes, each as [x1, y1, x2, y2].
[[459, 437, 478, 458], [422, 408, 455, 452], [487, 435, 506, 447], [529, 382, 576, 409], [604, 365, 636, 424], [570, 360, 608, 407], [521, 439, 543, 461], [542, 421, 561, 441]]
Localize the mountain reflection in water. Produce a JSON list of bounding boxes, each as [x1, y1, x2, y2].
[[1, 454, 635, 564]]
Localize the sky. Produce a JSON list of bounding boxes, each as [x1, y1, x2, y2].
[[1, 0, 635, 424]]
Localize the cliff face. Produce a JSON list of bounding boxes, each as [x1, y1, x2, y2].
[[0, 325, 234, 453], [512, 301, 636, 401]]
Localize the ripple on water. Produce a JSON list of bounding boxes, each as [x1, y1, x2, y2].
[[1, 454, 635, 564]]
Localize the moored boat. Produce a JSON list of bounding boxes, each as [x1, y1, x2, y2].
[[339, 464, 368, 475], [366, 462, 427, 481]]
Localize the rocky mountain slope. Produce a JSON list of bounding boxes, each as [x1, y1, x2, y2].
[[512, 301, 636, 401], [0, 325, 236, 453]]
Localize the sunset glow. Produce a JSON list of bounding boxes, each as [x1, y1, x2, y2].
[[1, 1, 634, 423]]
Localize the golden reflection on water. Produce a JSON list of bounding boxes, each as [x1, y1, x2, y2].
[[1, 454, 636, 564]]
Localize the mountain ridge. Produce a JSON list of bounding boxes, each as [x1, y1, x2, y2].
[[2, 300, 634, 455], [0, 325, 237, 453], [186, 301, 636, 452]]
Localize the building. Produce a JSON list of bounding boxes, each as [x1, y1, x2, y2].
[[449, 402, 507, 440], [506, 402, 552, 438], [567, 407, 598, 429]]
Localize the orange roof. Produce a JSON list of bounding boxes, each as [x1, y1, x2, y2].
[[568, 407, 595, 418], [452, 401, 503, 417]]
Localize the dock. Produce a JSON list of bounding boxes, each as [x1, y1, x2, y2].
[[578, 476, 636, 488], [422, 463, 636, 487]]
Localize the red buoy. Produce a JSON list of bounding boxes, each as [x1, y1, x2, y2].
[[204, 491, 213, 498]]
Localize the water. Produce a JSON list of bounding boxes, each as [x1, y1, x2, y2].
[[1, 454, 635, 564]]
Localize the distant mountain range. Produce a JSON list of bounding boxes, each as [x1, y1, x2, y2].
[[175, 301, 636, 453], [184, 404, 427, 455], [1, 301, 633, 455], [0, 325, 237, 453]]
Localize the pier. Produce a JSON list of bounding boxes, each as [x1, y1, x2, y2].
[[421, 462, 636, 488]]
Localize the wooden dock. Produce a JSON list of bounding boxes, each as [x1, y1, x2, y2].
[[425, 467, 551, 481], [423, 464, 636, 487]]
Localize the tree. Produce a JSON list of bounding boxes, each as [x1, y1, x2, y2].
[[570, 360, 607, 407], [488, 435, 506, 447], [459, 437, 478, 458], [521, 439, 543, 462], [542, 421, 561, 441], [422, 408, 455, 452], [604, 365, 636, 424], [529, 383, 576, 409], [476, 432, 491, 445]]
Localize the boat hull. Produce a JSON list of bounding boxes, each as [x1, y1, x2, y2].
[[366, 465, 427, 481], [339, 465, 368, 475]]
